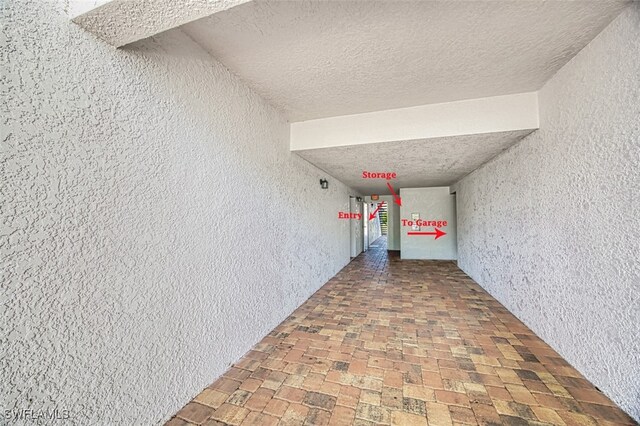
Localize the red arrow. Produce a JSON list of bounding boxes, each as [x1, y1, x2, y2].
[[408, 228, 447, 240], [386, 182, 402, 206], [369, 203, 383, 221]]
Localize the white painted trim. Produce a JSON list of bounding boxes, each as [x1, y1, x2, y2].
[[290, 92, 539, 151]]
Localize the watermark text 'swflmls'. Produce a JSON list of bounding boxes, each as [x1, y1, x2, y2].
[[4, 409, 71, 422]]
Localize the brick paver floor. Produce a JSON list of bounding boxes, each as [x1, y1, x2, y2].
[[166, 237, 636, 425]]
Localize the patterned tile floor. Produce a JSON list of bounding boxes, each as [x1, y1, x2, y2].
[[166, 237, 635, 426]]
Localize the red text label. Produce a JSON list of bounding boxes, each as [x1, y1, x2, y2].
[[362, 171, 397, 180], [338, 212, 362, 220], [402, 219, 448, 228]]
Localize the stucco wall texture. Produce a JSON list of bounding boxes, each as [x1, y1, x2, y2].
[[455, 4, 640, 421], [1, 1, 352, 424]]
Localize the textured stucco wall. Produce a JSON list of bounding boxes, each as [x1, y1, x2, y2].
[[455, 4, 639, 421], [400, 187, 457, 260], [1, 1, 352, 424]]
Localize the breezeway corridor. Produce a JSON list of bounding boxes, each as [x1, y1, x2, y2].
[[167, 238, 634, 426], [5, 1, 640, 424]]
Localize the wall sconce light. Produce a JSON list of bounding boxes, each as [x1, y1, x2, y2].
[[356, 197, 363, 202], [320, 179, 329, 189]]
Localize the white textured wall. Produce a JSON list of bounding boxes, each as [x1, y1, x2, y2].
[[1, 1, 352, 424], [400, 187, 457, 260], [455, 4, 640, 421], [388, 200, 400, 252]]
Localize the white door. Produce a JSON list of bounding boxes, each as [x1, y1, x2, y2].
[[349, 197, 363, 257], [363, 202, 369, 252]]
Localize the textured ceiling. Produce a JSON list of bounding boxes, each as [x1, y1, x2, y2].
[[295, 130, 535, 194], [180, 1, 628, 121]]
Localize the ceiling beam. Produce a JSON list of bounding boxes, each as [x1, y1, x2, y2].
[[290, 92, 539, 151], [70, 0, 251, 48]]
